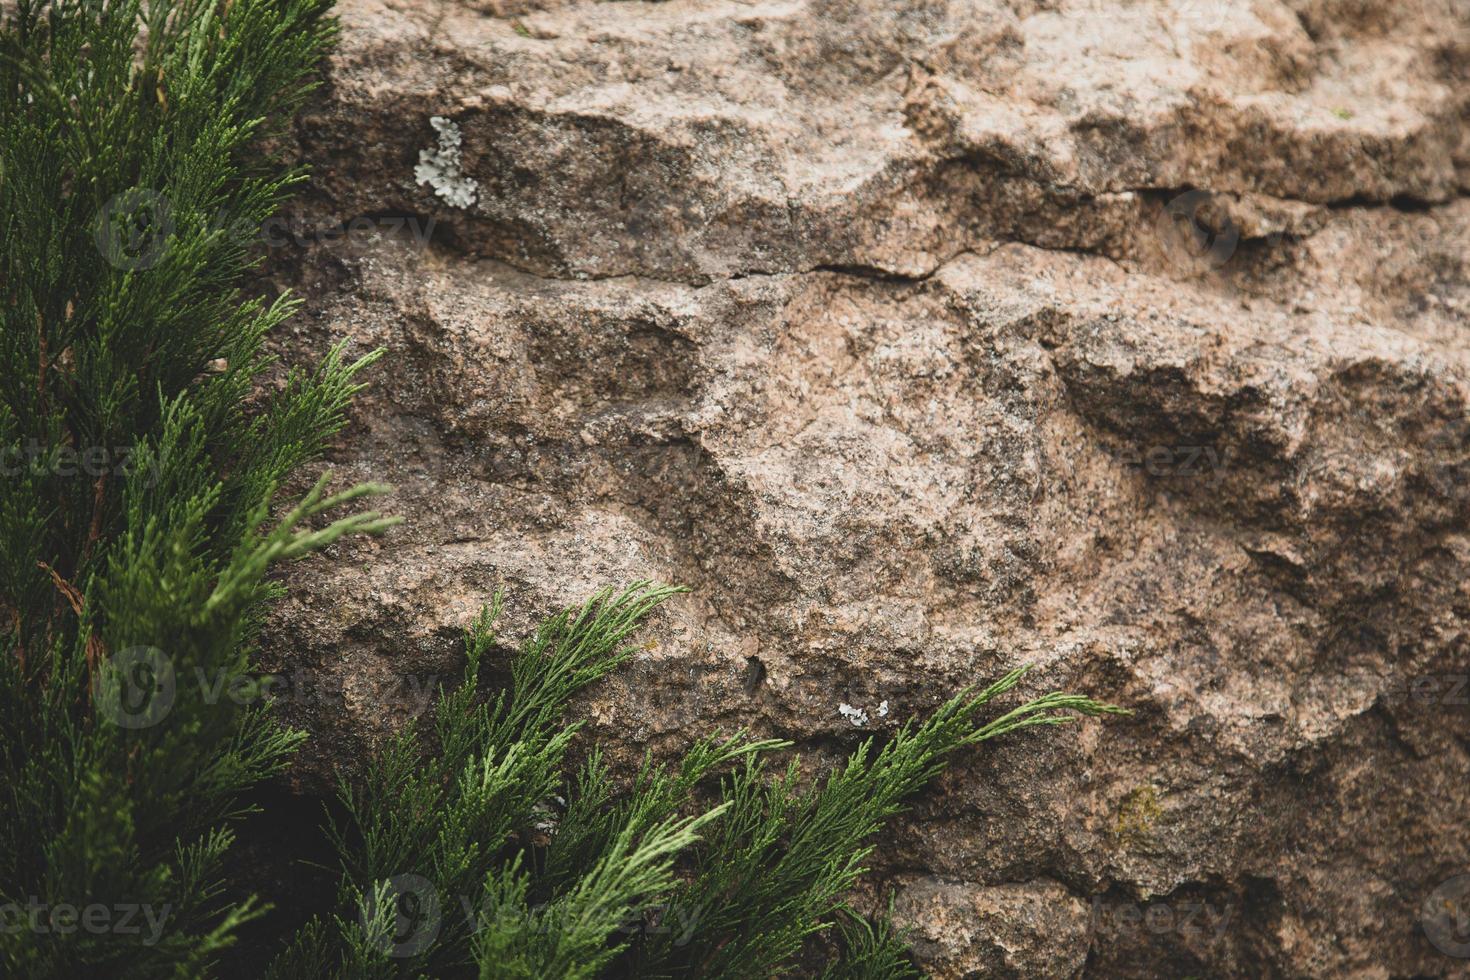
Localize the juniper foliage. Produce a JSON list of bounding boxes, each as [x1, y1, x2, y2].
[[270, 585, 1124, 979], [0, 1, 394, 975]]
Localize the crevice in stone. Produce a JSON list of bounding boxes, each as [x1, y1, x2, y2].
[[811, 262, 940, 284], [326, 179, 1469, 295]]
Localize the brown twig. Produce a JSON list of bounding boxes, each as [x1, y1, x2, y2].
[[37, 559, 107, 680]]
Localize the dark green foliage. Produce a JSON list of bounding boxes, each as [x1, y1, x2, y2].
[[263, 584, 772, 980], [628, 670, 1123, 980], [0, 1, 394, 975], [271, 586, 1124, 979], [816, 914, 924, 980]]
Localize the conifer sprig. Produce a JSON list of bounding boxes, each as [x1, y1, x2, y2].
[[632, 666, 1125, 978], [0, 1, 393, 975], [272, 587, 1124, 979]]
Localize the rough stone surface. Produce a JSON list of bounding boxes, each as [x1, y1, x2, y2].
[[258, 0, 1470, 976], [893, 878, 1091, 979]]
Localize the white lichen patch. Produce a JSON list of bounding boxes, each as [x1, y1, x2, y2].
[[839, 700, 890, 727], [415, 115, 479, 209]]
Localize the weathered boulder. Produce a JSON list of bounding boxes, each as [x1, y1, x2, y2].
[[259, 0, 1470, 975]]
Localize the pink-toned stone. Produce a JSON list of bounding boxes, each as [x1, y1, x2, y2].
[[261, 1, 1470, 975]]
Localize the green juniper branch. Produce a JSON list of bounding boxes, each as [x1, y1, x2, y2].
[[0, 1, 394, 976], [271, 587, 1124, 980], [630, 666, 1125, 979]]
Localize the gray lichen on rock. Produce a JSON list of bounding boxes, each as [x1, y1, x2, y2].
[[414, 115, 478, 209]]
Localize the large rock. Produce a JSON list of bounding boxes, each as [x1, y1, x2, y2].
[[258, 0, 1470, 976]]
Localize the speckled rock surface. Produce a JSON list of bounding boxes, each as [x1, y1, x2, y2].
[[258, 0, 1470, 976]]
